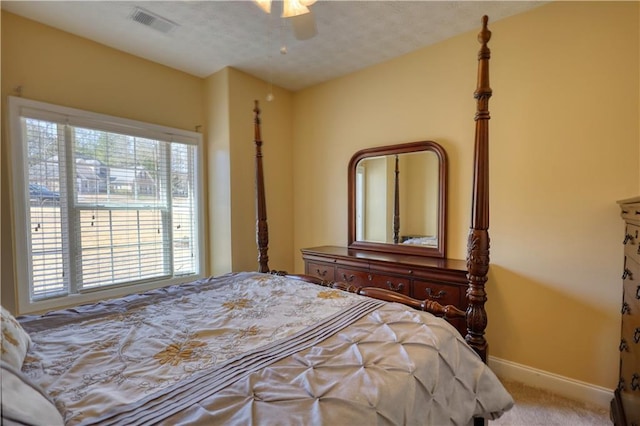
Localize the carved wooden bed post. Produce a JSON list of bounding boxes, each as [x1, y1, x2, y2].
[[254, 100, 270, 273], [393, 154, 400, 244], [466, 16, 492, 362], [255, 18, 494, 365]]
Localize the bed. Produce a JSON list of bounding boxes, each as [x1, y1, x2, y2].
[[401, 235, 438, 246], [1, 16, 511, 426]]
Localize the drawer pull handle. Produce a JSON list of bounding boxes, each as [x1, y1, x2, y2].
[[635, 328, 640, 344], [425, 288, 447, 300], [368, 274, 373, 281], [620, 339, 629, 352], [315, 269, 327, 278], [636, 285, 640, 300], [632, 374, 640, 391], [622, 269, 633, 280], [618, 377, 625, 392], [386, 281, 405, 292], [622, 210, 629, 215], [635, 210, 640, 215], [342, 274, 355, 283], [624, 234, 633, 244], [622, 302, 631, 315]]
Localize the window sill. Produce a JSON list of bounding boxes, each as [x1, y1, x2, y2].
[[17, 274, 204, 315]]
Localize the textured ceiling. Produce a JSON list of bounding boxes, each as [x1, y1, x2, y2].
[[1, 1, 545, 91]]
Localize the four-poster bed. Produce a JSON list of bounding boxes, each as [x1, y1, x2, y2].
[[3, 16, 509, 426], [272, 16, 493, 361]]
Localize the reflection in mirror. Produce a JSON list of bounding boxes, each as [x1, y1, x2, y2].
[[356, 151, 439, 245], [348, 141, 447, 258]]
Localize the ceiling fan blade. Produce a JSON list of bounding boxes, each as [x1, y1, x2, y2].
[[290, 12, 317, 40], [254, 0, 271, 14]]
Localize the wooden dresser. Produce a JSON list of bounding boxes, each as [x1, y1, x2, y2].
[[301, 245, 468, 336], [613, 197, 640, 426]]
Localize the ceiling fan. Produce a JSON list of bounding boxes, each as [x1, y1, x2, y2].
[[254, 0, 318, 40]]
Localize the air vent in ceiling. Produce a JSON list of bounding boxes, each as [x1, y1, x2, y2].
[[130, 7, 177, 34]]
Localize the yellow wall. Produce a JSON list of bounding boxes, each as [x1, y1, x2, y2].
[[204, 68, 294, 276], [204, 68, 233, 275], [402, 152, 438, 237], [363, 157, 388, 242], [227, 69, 294, 273], [292, 1, 639, 389]]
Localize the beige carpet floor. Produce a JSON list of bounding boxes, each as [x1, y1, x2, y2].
[[492, 379, 611, 425]]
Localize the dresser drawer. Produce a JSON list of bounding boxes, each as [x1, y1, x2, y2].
[[621, 302, 640, 351], [621, 312, 640, 359], [624, 224, 640, 265], [620, 348, 640, 392], [365, 273, 411, 296], [623, 257, 640, 315], [623, 283, 640, 319], [621, 202, 640, 224], [335, 267, 410, 295], [413, 280, 461, 307], [306, 261, 335, 281], [336, 267, 369, 286]]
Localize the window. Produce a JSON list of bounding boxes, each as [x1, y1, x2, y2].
[[9, 97, 204, 313]]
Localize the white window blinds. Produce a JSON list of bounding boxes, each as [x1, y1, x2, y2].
[[26, 118, 68, 299], [11, 98, 203, 306]]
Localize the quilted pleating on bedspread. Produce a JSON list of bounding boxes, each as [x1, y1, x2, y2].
[[156, 304, 514, 426], [19, 272, 513, 425]]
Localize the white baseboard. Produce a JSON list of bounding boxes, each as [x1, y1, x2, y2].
[[488, 356, 614, 410]]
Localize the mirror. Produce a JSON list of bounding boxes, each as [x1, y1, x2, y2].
[[348, 141, 447, 258]]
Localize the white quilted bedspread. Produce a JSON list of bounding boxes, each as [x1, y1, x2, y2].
[[19, 272, 513, 425]]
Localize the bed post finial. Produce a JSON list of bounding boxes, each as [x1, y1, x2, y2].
[[466, 16, 492, 362], [254, 100, 262, 141], [254, 100, 270, 273]]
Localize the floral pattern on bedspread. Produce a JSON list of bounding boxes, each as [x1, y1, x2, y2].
[[19, 272, 364, 425], [82, 301, 514, 426]]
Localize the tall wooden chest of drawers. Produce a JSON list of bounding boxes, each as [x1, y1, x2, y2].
[[613, 197, 640, 426], [301, 246, 468, 336]]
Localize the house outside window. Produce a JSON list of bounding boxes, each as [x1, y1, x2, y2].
[[8, 97, 205, 313]]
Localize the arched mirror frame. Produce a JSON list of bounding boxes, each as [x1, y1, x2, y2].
[[348, 141, 447, 258]]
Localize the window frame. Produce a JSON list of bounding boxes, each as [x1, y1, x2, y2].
[[8, 96, 206, 314]]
